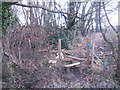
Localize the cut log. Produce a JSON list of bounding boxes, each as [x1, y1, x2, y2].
[[50, 50, 87, 53], [64, 62, 81, 67], [49, 58, 75, 61], [49, 56, 86, 61], [67, 55, 86, 61]]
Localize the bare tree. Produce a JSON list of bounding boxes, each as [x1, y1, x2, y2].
[[98, 1, 120, 84]]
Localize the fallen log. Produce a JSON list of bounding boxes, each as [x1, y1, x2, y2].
[[64, 62, 81, 67], [67, 55, 86, 61], [50, 50, 87, 53], [49, 58, 73, 61]]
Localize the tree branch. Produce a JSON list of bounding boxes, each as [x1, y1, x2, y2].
[[102, 2, 117, 34], [99, 2, 116, 60], [11, 2, 75, 16]]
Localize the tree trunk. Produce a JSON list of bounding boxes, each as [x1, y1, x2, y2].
[[0, 38, 3, 89], [94, 2, 100, 32], [0, 2, 2, 89], [116, 2, 120, 85], [116, 26, 120, 85], [0, 39, 3, 63]]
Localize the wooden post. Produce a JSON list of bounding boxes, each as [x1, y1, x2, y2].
[[79, 61, 83, 73], [58, 39, 62, 59], [87, 39, 91, 68], [103, 59, 108, 70], [92, 43, 94, 66]]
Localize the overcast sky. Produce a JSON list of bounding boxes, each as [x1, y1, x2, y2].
[[16, 0, 119, 26]]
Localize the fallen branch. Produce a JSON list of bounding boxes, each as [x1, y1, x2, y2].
[[94, 53, 102, 62], [4, 51, 37, 70]]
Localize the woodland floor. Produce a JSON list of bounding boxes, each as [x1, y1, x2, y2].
[[2, 33, 120, 88], [2, 62, 119, 88]]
